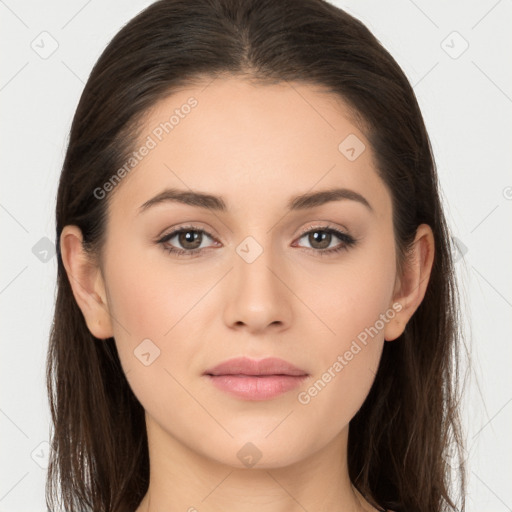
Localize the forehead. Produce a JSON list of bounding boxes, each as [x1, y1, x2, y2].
[[107, 77, 390, 220]]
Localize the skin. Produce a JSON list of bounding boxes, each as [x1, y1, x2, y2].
[[61, 77, 434, 512]]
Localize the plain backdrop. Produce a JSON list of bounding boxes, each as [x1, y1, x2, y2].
[[1, 0, 511, 510]]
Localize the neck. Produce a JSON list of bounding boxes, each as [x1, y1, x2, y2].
[[135, 414, 375, 512]]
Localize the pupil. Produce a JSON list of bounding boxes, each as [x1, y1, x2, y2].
[[310, 231, 330, 249], [179, 230, 201, 249], [176, 230, 333, 251]]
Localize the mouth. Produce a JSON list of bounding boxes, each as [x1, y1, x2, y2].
[[203, 357, 309, 400]]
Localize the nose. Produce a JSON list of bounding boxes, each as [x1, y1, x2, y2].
[[222, 239, 293, 334]]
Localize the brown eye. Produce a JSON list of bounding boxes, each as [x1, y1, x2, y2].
[[306, 230, 333, 250], [295, 227, 356, 254], [158, 227, 218, 256], [177, 230, 203, 250]]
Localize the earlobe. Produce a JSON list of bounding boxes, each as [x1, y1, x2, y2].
[[384, 224, 435, 342], [60, 225, 114, 340]]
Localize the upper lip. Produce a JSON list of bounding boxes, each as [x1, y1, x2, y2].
[[204, 357, 308, 377]]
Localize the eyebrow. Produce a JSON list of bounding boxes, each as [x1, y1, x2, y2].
[[138, 187, 373, 214]]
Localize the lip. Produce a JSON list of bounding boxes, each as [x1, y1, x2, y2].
[[203, 357, 309, 401]]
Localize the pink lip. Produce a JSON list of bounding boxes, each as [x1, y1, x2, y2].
[[204, 357, 309, 401]]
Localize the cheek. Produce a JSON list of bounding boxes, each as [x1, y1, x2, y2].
[[102, 248, 210, 424], [295, 339, 383, 454], [305, 238, 397, 347], [101, 241, 201, 377], [104, 236, 210, 338], [295, 268, 393, 440], [295, 235, 395, 428]]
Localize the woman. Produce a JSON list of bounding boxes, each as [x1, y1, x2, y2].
[[47, 0, 466, 511]]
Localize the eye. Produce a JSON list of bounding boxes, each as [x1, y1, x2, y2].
[[157, 226, 219, 257], [157, 223, 357, 258], [293, 225, 357, 256]]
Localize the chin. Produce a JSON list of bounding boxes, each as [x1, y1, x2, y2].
[[203, 436, 312, 471]]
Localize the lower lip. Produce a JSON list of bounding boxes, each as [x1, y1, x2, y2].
[[205, 374, 308, 400]]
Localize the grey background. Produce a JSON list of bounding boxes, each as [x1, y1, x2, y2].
[[1, 0, 511, 510]]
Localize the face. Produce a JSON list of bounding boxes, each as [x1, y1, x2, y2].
[[92, 77, 401, 468]]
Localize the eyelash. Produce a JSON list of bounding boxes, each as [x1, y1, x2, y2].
[[156, 224, 357, 258]]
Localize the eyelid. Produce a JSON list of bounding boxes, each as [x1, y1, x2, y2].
[[157, 221, 217, 239], [292, 223, 357, 254], [156, 221, 356, 256], [157, 222, 349, 243], [296, 221, 349, 238], [157, 224, 220, 246]]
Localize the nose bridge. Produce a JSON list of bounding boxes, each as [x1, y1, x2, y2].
[[234, 233, 280, 297], [223, 232, 292, 331]]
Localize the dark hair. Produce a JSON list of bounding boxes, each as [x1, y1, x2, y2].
[[46, 0, 466, 511]]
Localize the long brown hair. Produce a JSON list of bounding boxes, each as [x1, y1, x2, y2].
[[46, 1, 466, 510]]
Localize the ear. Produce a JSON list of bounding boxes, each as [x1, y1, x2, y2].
[[60, 225, 114, 340], [384, 224, 435, 342]]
